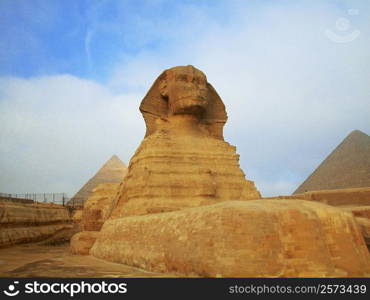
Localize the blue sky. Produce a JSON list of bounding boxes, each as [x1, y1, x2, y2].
[[1, 0, 232, 80], [1, 0, 370, 196]]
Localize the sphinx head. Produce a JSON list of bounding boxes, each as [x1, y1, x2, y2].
[[159, 66, 209, 116], [140, 65, 227, 140]]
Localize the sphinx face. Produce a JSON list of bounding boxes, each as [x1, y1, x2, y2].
[[164, 66, 209, 115]]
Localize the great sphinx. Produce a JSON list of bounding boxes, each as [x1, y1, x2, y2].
[[90, 66, 370, 277], [111, 65, 260, 217]]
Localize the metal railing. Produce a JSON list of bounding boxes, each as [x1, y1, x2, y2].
[[0, 192, 83, 208]]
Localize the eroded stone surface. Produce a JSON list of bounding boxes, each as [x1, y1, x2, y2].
[[72, 209, 83, 232], [91, 199, 370, 277], [346, 205, 370, 219], [265, 187, 370, 207], [0, 202, 70, 225], [112, 65, 260, 218], [264, 188, 370, 253], [0, 202, 72, 247], [70, 231, 99, 255], [70, 183, 120, 254], [303, 187, 370, 206], [82, 183, 120, 231], [355, 217, 370, 250]]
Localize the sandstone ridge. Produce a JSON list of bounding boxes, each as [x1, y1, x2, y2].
[[70, 183, 120, 254], [0, 201, 72, 247], [82, 183, 120, 231]]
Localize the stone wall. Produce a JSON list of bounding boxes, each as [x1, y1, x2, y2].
[[303, 187, 370, 206], [265, 187, 370, 206], [0, 201, 72, 247]]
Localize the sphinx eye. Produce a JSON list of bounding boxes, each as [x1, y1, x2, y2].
[[176, 74, 187, 82], [194, 78, 204, 84]]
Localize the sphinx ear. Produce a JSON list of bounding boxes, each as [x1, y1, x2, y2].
[[159, 80, 168, 98]]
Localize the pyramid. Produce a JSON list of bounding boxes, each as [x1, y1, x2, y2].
[[68, 155, 127, 206], [294, 130, 370, 194]]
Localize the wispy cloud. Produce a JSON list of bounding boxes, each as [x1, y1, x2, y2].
[[84, 29, 95, 72]]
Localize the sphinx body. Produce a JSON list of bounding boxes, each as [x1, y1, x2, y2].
[[111, 65, 260, 217]]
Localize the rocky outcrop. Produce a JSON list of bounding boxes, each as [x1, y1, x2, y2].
[[264, 188, 370, 253], [70, 183, 120, 254], [70, 231, 99, 255], [346, 206, 370, 219], [0, 201, 72, 247], [72, 209, 83, 232], [265, 187, 370, 206], [355, 217, 370, 249], [112, 65, 260, 218], [345, 206, 370, 250], [91, 199, 370, 277], [82, 183, 120, 231], [303, 187, 370, 206]]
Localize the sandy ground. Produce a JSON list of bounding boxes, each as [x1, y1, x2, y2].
[[0, 243, 176, 278], [1, 242, 368, 278]]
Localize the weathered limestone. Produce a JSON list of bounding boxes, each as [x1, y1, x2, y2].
[[1, 224, 73, 247], [0, 202, 70, 224], [82, 183, 120, 231], [70, 231, 99, 255], [303, 187, 370, 206], [91, 199, 370, 277], [345, 205, 370, 219], [265, 187, 370, 207], [355, 218, 370, 250], [0, 201, 72, 247], [112, 65, 260, 218], [344, 205, 370, 250], [70, 183, 120, 254], [263, 188, 370, 253], [72, 209, 83, 232]]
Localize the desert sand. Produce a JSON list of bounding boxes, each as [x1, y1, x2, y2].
[[0, 244, 175, 277]]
